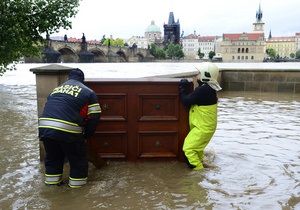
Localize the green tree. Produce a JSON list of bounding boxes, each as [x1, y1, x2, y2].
[[150, 43, 166, 59], [0, 0, 80, 76], [197, 48, 204, 59], [266, 48, 276, 58], [290, 53, 295, 59], [296, 49, 300, 59], [209, 51, 216, 60], [166, 43, 184, 60], [156, 48, 166, 59], [150, 43, 158, 58], [102, 38, 124, 47], [113, 38, 125, 47], [103, 38, 112, 46]]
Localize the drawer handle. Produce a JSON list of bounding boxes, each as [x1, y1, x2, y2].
[[103, 141, 109, 148], [154, 141, 161, 148], [103, 103, 109, 111], [154, 104, 161, 110]]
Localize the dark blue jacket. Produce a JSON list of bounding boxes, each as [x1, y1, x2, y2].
[[180, 80, 217, 106], [38, 75, 101, 142]]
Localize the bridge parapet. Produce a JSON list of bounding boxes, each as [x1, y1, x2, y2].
[[44, 40, 153, 63]]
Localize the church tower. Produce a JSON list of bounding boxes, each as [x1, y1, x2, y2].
[[253, 2, 265, 33], [163, 12, 180, 49]]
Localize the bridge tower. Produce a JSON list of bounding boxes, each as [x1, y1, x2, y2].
[[163, 12, 180, 49]]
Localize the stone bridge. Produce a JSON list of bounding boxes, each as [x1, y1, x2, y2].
[[43, 40, 154, 63]]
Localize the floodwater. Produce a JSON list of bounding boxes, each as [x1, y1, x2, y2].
[[0, 63, 299, 209]]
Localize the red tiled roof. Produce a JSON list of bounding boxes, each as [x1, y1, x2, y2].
[[184, 34, 200, 39], [66, 37, 100, 44], [267, 36, 295, 42], [199, 36, 216, 42], [87, 40, 100, 44], [223, 33, 264, 41], [68, 37, 81, 42]]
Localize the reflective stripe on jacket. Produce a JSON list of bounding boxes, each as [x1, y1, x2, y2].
[[39, 118, 83, 134], [88, 103, 101, 115]]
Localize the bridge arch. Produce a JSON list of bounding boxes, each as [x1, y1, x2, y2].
[[116, 49, 127, 62], [90, 48, 107, 62], [57, 46, 79, 63], [136, 52, 145, 61]]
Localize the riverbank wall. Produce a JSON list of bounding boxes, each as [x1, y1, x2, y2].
[[155, 66, 300, 93]]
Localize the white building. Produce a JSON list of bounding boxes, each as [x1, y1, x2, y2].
[[125, 20, 162, 49], [181, 33, 219, 60], [181, 33, 200, 59]]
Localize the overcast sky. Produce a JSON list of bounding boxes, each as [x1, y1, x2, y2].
[[51, 0, 299, 40]]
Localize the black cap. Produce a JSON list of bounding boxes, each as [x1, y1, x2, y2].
[[68, 68, 84, 83]]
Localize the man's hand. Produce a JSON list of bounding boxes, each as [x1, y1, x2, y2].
[[179, 78, 189, 89]]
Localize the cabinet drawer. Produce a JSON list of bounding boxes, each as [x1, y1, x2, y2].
[[97, 93, 127, 121], [91, 131, 127, 158], [138, 131, 178, 158], [138, 94, 179, 121]]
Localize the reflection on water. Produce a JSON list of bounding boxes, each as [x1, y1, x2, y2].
[[0, 64, 299, 209]]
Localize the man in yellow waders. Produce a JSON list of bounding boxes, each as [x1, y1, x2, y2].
[[179, 62, 222, 170]]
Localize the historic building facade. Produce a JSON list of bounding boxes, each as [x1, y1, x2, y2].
[[199, 36, 217, 59], [182, 33, 218, 60], [221, 33, 266, 62], [296, 33, 300, 51], [221, 3, 266, 62], [266, 36, 296, 58], [181, 33, 200, 59]]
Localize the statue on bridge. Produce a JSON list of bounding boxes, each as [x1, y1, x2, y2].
[[64, 34, 68, 42], [82, 33, 86, 44]]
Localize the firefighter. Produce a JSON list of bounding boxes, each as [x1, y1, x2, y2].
[[38, 68, 101, 188], [179, 62, 221, 170]]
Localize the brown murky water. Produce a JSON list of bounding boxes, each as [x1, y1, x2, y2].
[[0, 65, 299, 209]]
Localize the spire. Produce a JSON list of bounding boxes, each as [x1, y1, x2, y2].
[[256, 2, 263, 23], [269, 30, 272, 39], [168, 12, 175, 25]]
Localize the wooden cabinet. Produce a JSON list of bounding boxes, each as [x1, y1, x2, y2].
[[85, 78, 193, 162]]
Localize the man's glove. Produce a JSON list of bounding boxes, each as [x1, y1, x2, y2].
[[179, 78, 189, 89]]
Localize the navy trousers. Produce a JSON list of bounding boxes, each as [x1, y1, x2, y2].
[[42, 137, 88, 179]]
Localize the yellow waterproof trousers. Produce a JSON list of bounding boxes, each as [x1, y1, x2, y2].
[[183, 104, 217, 170]]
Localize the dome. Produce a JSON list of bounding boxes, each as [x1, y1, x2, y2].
[[145, 20, 161, 33]]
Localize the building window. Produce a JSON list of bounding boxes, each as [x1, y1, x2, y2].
[[232, 56, 235, 60], [251, 56, 254, 60]]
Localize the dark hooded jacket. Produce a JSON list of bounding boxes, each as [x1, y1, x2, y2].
[[38, 69, 101, 142]]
